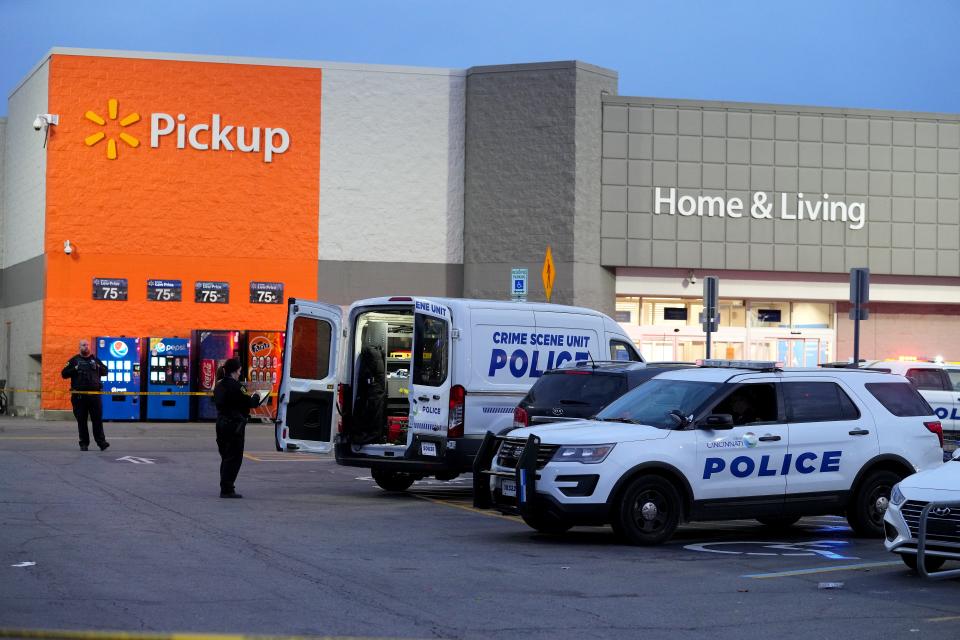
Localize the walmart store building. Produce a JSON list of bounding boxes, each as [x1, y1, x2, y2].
[[1, 48, 959, 415]]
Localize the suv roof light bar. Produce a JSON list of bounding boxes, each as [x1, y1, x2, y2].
[[696, 359, 782, 371], [560, 360, 641, 369]]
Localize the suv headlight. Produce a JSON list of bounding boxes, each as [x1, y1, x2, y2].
[[890, 483, 906, 507], [553, 444, 615, 464]]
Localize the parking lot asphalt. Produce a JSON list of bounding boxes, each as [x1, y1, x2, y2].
[[2, 417, 959, 640]]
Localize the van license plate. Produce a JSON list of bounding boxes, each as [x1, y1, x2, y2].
[[421, 442, 437, 456], [501, 479, 517, 497]]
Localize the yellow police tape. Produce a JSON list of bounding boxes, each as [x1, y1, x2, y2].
[[0, 388, 277, 397], [0, 630, 409, 640]]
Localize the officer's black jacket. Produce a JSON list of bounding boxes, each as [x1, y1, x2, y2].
[[213, 377, 260, 421], [61, 355, 108, 391]]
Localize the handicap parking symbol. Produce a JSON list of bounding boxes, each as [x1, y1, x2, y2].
[[684, 540, 858, 560]]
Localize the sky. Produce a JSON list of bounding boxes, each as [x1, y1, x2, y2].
[[2, 0, 959, 116]]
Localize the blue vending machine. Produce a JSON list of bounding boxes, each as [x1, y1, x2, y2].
[[146, 337, 191, 420], [96, 337, 142, 421]]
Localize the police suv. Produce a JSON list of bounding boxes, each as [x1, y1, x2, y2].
[[862, 360, 960, 448], [474, 360, 945, 545]]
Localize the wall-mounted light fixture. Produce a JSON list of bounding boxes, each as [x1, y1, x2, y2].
[[63, 240, 73, 256]]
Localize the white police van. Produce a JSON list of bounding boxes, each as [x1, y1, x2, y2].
[[275, 297, 642, 491], [863, 360, 960, 448], [474, 360, 944, 544]]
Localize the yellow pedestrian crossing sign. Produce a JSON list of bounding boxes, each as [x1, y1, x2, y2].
[[542, 246, 555, 302]]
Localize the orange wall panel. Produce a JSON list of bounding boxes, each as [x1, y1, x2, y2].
[[43, 55, 321, 409]]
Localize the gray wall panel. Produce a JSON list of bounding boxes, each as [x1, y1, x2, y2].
[[317, 260, 463, 306], [0, 255, 45, 307], [463, 61, 617, 313], [601, 96, 960, 276]]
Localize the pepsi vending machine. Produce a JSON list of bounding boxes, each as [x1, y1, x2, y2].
[[146, 337, 191, 420], [96, 337, 142, 421], [193, 330, 244, 420]]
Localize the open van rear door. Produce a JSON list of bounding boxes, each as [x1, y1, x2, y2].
[[408, 299, 453, 456], [276, 299, 342, 453]]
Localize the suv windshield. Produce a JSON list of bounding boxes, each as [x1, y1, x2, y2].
[[596, 379, 721, 429], [524, 372, 627, 409]]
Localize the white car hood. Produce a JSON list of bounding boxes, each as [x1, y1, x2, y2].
[[901, 462, 960, 502], [508, 420, 671, 445]]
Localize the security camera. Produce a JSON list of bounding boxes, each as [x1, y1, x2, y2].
[[32, 114, 59, 131], [63, 240, 73, 255]]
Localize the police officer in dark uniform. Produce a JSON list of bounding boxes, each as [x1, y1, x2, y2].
[[60, 338, 109, 451], [213, 358, 263, 498]]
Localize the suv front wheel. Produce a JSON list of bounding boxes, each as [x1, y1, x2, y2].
[[613, 475, 681, 545], [846, 470, 900, 537], [522, 511, 572, 535]]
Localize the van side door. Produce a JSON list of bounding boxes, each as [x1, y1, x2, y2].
[[408, 299, 453, 457], [276, 299, 342, 453]]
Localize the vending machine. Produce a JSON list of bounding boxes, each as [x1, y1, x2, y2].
[[96, 336, 142, 421], [146, 337, 191, 420], [246, 330, 285, 421], [193, 329, 244, 420]]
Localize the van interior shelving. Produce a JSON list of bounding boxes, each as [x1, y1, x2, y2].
[[351, 308, 414, 450]]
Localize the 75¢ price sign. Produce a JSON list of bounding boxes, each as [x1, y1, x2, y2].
[[195, 281, 230, 304], [93, 278, 128, 301], [250, 281, 283, 304], [147, 279, 182, 302]]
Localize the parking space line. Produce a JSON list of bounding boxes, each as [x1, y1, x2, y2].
[[413, 494, 521, 522], [0, 436, 178, 440], [927, 616, 960, 623], [742, 560, 901, 579], [243, 453, 330, 462], [0, 629, 416, 640]]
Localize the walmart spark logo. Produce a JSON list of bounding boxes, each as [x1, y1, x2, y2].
[[84, 98, 141, 160]]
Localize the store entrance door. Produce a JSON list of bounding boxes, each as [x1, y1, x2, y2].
[[777, 338, 820, 367], [638, 335, 744, 362]]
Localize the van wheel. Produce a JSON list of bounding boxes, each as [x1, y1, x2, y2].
[[846, 470, 900, 537], [757, 516, 802, 529], [371, 469, 416, 492], [521, 511, 572, 535], [614, 475, 681, 545], [901, 553, 946, 573]]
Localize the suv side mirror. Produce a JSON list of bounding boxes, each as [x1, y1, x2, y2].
[[700, 413, 734, 430], [667, 409, 690, 428]]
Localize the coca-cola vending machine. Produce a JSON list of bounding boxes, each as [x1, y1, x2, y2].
[[193, 329, 244, 420]]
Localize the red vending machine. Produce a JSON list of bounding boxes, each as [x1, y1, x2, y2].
[[193, 329, 244, 420], [246, 330, 285, 421]]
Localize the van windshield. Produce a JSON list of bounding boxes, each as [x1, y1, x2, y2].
[[595, 379, 721, 429]]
